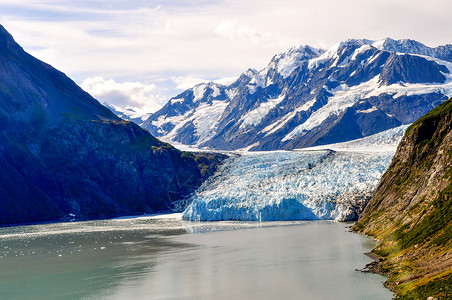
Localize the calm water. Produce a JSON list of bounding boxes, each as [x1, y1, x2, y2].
[[0, 215, 392, 300]]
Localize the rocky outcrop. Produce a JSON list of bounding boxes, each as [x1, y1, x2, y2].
[[0, 25, 225, 226], [354, 98, 452, 299]]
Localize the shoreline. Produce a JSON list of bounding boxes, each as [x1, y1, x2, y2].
[[351, 228, 395, 296], [0, 211, 182, 228]]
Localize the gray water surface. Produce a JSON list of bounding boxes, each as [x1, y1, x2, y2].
[[0, 215, 392, 299]]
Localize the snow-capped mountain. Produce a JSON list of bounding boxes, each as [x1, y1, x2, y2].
[[103, 102, 150, 125], [182, 125, 408, 222], [142, 38, 452, 150]]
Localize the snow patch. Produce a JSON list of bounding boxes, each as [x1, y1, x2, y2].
[[350, 44, 372, 61], [281, 65, 452, 143], [193, 100, 230, 144], [357, 106, 378, 114], [372, 39, 385, 50], [104, 103, 151, 122], [171, 98, 184, 104], [211, 85, 221, 97], [193, 84, 207, 102], [235, 141, 260, 152], [247, 74, 265, 94], [225, 88, 238, 100], [367, 51, 382, 65], [370, 59, 452, 99], [272, 46, 324, 78], [282, 76, 381, 141], [308, 43, 341, 69], [153, 99, 228, 146], [262, 99, 316, 135], [240, 94, 285, 128]]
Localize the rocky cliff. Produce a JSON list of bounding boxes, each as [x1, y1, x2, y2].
[[354, 98, 452, 299], [0, 25, 225, 226]]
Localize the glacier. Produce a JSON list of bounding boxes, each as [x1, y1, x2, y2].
[[182, 125, 408, 222]]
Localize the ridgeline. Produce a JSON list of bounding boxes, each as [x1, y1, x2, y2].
[[354, 98, 452, 299]]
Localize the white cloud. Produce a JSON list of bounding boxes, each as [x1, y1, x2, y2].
[[214, 76, 238, 86], [214, 20, 262, 43], [80, 77, 166, 113], [1, 0, 452, 113], [171, 76, 209, 90], [170, 75, 239, 91]]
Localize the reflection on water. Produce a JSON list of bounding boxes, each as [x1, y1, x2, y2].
[[0, 215, 392, 299]]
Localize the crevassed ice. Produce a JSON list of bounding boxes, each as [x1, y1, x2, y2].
[[182, 149, 395, 222]]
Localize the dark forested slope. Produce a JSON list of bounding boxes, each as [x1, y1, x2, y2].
[[0, 25, 224, 225]]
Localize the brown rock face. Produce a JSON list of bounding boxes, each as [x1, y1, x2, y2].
[[354, 98, 452, 299]]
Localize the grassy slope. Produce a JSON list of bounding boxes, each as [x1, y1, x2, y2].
[[353, 98, 452, 299]]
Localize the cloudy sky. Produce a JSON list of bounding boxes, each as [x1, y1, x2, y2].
[[1, 0, 452, 113]]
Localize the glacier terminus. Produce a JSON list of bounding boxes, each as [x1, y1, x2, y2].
[[182, 125, 408, 222]]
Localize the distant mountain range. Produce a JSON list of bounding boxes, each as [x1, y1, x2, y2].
[[136, 38, 452, 150], [103, 102, 151, 126], [0, 25, 223, 225]]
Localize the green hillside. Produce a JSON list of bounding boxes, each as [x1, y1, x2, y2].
[[354, 98, 452, 299]]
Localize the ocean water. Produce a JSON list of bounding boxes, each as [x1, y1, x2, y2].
[[0, 215, 392, 299]]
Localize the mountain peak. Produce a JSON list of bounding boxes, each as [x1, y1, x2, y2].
[[374, 37, 428, 51], [369, 37, 451, 60], [244, 68, 259, 77], [0, 24, 118, 126], [286, 44, 325, 56], [0, 24, 227, 226], [341, 38, 374, 47], [0, 24, 13, 40], [144, 35, 452, 152], [0, 24, 23, 53], [269, 45, 324, 78]]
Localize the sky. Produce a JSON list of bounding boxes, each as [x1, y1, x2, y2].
[[1, 0, 452, 114]]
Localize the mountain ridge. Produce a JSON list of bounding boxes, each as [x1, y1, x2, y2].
[[140, 38, 452, 151], [0, 24, 225, 226], [353, 98, 452, 299]]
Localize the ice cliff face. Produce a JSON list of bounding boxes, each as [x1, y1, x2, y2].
[[182, 125, 407, 222], [141, 38, 452, 151]]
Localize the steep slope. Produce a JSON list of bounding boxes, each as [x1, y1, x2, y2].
[[353, 98, 452, 299], [143, 39, 452, 151], [0, 25, 224, 226]]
